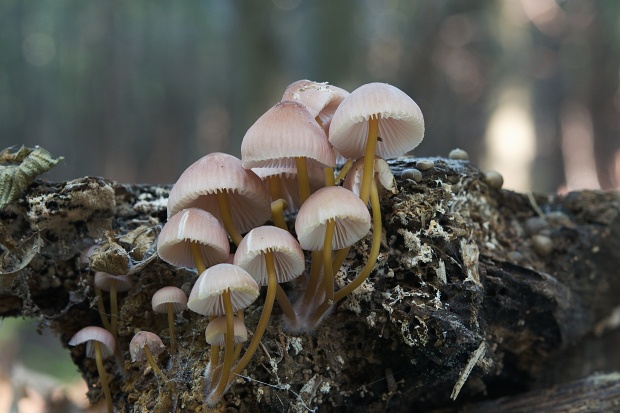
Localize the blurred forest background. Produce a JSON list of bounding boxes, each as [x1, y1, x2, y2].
[[1, 0, 620, 411]]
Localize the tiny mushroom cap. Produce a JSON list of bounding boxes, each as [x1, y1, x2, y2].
[[187, 263, 260, 316], [157, 208, 230, 269], [94, 272, 132, 292], [328, 82, 425, 160], [129, 331, 167, 362], [68, 326, 116, 359], [281, 80, 349, 130], [343, 157, 397, 197], [151, 286, 188, 313], [240, 101, 336, 170], [166, 152, 270, 233], [205, 316, 248, 346], [295, 186, 372, 251], [233, 226, 305, 286]]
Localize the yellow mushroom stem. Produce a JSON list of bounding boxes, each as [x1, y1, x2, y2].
[[359, 116, 379, 204], [270, 199, 289, 231], [209, 315, 220, 367], [312, 179, 382, 322], [93, 341, 113, 413], [322, 219, 336, 305], [166, 302, 177, 354], [232, 310, 245, 364], [295, 157, 311, 205], [109, 280, 119, 340], [276, 284, 298, 326], [230, 251, 277, 377], [266, 175, 283, 201], [209, 290, 235, 402], [143, 345, 168, 381], [334, 178, 382, 301], [324, 167, 335, 187], [190, 242, 207, 275], [215, 191, 243, 246], [335, 159, 354, 184], [300, 251, 324, 310], [95, 286, 112, 331]]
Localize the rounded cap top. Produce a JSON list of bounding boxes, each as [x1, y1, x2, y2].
[[94, 272, 132, 292], [329, 82, 425, 160], [129, 331, 166, 362], [151, 286, 188, 313], [204, 316, 248, 346], [157, 208, 230, 269], [281, 80, 349, 129], [295, 186, 372, 251], [241, 101, 336, 170], [68, 326, 116, 359], [187, 263, 260, 316], [233, 226, 305, 286], [166, 152, 270, 233]]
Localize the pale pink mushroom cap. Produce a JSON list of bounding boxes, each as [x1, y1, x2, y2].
[[68, 326, 116, 359], [329, 82, 425, 160], [157, 208, 230, 269], [282, 80, 349, 130], [129, 331, 167, 362], [94, 272, 132, 292], [241, 101, 336, 170], [204, 316, 248, 346], [233, 226, 305, 286], [343, 157, 397, 198], [252, 166, 324, 211], [151, 286, 188, 313], [187, 263, 259, 316], [166, 152, 270, 233], [295, 186, 372, 251]]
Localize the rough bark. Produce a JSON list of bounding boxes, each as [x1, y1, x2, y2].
[[0, 157, 619, 412]]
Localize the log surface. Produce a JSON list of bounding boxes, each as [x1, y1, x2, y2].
[[1, 157, 619, 412]]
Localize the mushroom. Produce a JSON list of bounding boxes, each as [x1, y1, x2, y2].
[[241, 100, 336, 205], [205, 316, 248, 346], [187, 263, 259, 405], [94, 272, 132, 339], [329, 82, 425, 204], [68, 326, 116, 413], [295, 186, 371, 323], [151, 286, 188, 354], [157, 207, 230, 274], [281, 80, 350, 184], [129, 331, 168, 381], [232, 226, 305, 373], [166, 152, 270, 246]]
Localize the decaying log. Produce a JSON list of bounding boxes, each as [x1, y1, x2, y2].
[[0, 156, 619, 412]]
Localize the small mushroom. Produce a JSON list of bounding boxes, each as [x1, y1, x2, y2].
[[205, 316, 248, 346], [151, 286, 188, 354], [68, 326, 116, 413], [449, 148, 469, 160], [129, 331, 168, 381], [94, 272, 132, 339]]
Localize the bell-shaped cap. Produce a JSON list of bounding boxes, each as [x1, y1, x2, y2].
[[233, 226, 305, 286], [157, 208, 229, 269], [151, 286, 188, 313], [68, 326, 116, 359], [343, 157, 397, 198], [187, 264, 259, 316], [281, 80, 349, 131], [204, 316, 248, 346], [129, 331, 167, 362], [241, 101, 336, 170], [329, 82, 424, 160], [166, 152, 270, 233], [94, 272, 132, 292], [295, 186, 371, 251]]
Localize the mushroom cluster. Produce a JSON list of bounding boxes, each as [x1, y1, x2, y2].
[[156, 80, 425, 405], [68, 80, 424, 410]]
